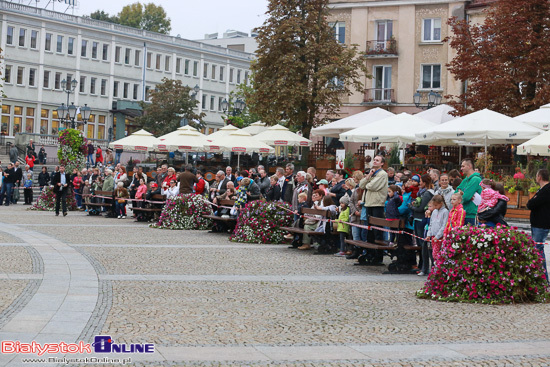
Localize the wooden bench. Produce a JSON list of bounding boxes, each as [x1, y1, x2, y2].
[[86, 190, 114, 208], [280, 208, 331, 249], [132, 194, 166, 214], [202, 199, 238, 232]]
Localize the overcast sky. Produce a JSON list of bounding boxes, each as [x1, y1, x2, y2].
[[61, 0, 269, 40]]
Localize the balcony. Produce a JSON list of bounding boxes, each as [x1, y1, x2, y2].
[[363, 88, 395, 104], [364, 39, 398, 58]]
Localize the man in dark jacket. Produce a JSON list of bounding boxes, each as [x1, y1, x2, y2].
[[178, 165, 198, 194], [0, 163, 15, 206], [282, 163, 295, 204], [12, 162, 23, 204], [526, 169, 550, 282], [87, 143, 95, 167], [255, 169, 270, 197], [9, 144, 18, 164], [51, 165, 70, 216]]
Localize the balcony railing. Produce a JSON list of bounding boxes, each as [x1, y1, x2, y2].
[[365, 39, 398, 57], [364, 88, 395, 103]]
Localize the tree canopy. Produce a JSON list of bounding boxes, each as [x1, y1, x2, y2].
[[245, 0, 369, 138], [223, 82, 262, 129], [136, 78, 205, 136], [90, 2, 171, 34], [446, 0, 550, 116]]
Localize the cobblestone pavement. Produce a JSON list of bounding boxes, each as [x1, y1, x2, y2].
[[0, 206, 549, 366]]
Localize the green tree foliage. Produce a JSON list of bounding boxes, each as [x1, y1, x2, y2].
[[222, 82, 262, 128], [136, 78, 205, 136], [246, 0, 370, 138], [118, 2, 171, 34], [89, 10, 119, 24], [446, 0, 550, 116]]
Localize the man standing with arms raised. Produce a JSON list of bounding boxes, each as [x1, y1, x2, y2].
[[456, 158, 482, 226], [358, 155, 388, 264], [527, 169, 550, 283]]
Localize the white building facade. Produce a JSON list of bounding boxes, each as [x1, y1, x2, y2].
[[0, 1, 253, 142]]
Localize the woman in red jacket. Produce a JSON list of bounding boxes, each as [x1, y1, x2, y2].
[[25, 153, 36, 172], [95, 146, 103, 167]]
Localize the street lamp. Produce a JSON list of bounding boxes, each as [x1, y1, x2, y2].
[[413, 90, 442, 110], [221, 98, 246, 116], [56, 78, 93, 129], [189, 84, 200, 100]]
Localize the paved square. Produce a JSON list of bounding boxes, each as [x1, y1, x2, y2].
[[0, 205, 549, 366]]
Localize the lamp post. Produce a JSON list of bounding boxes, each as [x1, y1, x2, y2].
[[56, 79, 92, 129], [413, 90, 442, 110], [221, 98, 246, 116], [189, 84, 200, 100]]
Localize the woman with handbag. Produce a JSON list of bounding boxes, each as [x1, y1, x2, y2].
[[114, 181, 130, 219]]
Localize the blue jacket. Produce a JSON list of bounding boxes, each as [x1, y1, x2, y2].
[[398, 191, 413, 230], [385, 195, 402, 220]]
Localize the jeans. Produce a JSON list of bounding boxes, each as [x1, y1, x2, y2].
[[532, 227, 549, 282], [115, 201, 126, 216], [87, 154, 95, 166], [0, 183, 13, 206], [414, 219, 426, 270], [339, 232, 347, 252], [75, 188, 82, 208], [464, 217, 477, 226], [115, 152, 122, 165], [351, 224, 362, 241]]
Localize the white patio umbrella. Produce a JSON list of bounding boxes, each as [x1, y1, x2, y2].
[[154, 130, 211, 165], [157, 125, 203, 141], [254, 125, 312, 147], [108, 129, 160, 152], [207, 125, 240, 138], [205, 130, 275, 168], [517, 130, 550, 156], [311, 107, 395, 138], [414, 104, 456, 124], [340, 113, 437, 145], [514, 107, 550, 131], [416, 108, 543, 170], [242, 121, 268, 135]]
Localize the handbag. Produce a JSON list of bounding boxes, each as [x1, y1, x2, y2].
[[118, 199, 125, 204]]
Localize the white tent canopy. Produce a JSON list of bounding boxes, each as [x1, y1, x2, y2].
[[157, 125, 203, 141], [517, 130, 550, 156], [108, 129, 160, 152], [311, 107, 395, 138], [416, 109, 543, 144], [154, 130, 211, 153], [207, 125, 240, 138], [340, 113, 437, 145], [205, 130, 274, 154], [241, 121, 268, 135], [254, 125, 312, 147], [514, 107, 550, 131], [414, 104, 456, 124]]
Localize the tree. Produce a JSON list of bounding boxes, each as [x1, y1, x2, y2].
[[118, 2, 171, 34], [89, 10, 119, 24], [135, 78, 205, 136], [245, 0, 369, 138], [222, 82, 262, 128], [446, 0, 550, 116]]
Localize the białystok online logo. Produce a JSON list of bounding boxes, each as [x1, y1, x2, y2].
[[1, 335, 154, 356]]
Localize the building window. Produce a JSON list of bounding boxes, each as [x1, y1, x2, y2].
[[66, 74, 73, 89], [79, 76, 86, 93], [133, 84, 138, 100], [125, 48, 131, 64], [201, 94, 207, 109], [25, 107, 34, 133], [165, 56, 170, 72], [184, 59, 190, 75], [55, 35, 62, 53], [145, 86, 151, 101], [81, 40, 88, 57], [54, 73, 61, 89], [329, 21, 346, 44], [113, 81, 119, 97], [211, 65, 216, 81], [135, 50, 140, 66], [421, 64, 441, 89], [115, 46, 121, 63], [219, 66, 225, 81], [176, 58, 181, 73], [28, 68, 36, 87], [5, 65, 12, 84], [147, 52, 152, 68], [218, 97, 223, 112], [40, 109, 48, 134], [101, 79, 107, 96], [210, 96, 215, 111], [13, 106, 22, 134], [229, 68, 234, 83], [68, 37, 74, 55], [90, 78, 97, 94], [203, 63, 209, 78], [45, 33, 52, 51], [245, 71, 249, 84], [156, 54, 161, 70], [92, 42, 98, 59], [123, 82, 129, 99], [6, 26, 14, 45], [1, 105, 10, 135], [102, 44, 109, 61], [30, 30, 38, 49], [16, 67, 24, 85], [237, 70, 241, 84], [19, 28, 26, 47], [423, 18, 441, 42], [43, 70, 49, 88], [193, 61, 199, 76]]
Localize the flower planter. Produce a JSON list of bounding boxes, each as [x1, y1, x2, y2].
[[505, 191, 518, 207]]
